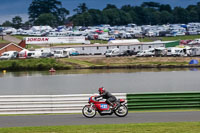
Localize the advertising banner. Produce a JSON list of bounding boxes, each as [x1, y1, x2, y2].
[[26, 36, 86, 44]]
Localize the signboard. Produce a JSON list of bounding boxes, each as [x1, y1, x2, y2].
[[25, 36, 86, 44]]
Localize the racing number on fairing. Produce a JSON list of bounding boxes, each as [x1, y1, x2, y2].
[[101, 104, 108, 109]]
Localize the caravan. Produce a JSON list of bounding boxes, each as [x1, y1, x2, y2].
[[54, 49, 70, 58], [27, 51, 42, 58], [136, 48, 155, 57], [190, 47, 200, 56], [167, 47, 184, 56]]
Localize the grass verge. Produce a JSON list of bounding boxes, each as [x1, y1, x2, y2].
[[0, 58, 71, 71], [0, 122, 200, 133], [138, 35, 200, 42], [0, 57, 200, 71], [0, 39, 9, 43]]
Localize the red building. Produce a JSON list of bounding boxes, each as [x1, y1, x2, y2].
[[0, 43, 24, 56]]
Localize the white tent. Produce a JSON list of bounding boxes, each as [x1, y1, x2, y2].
[[30, 26, 52, 32], [108, 39, 140, 44]]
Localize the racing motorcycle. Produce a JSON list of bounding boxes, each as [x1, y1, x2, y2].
[[82, 95, 128, 118]]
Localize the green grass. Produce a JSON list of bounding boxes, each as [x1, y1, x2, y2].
[[0, 58, 71, 71], [58, 58, 102, 68], [0, 57, 198, 71], [13, 35, 27, 40], [0, 122, 199, 133], [0, 38, 9, 43], [90, 40, 108, 44], [138, 35, 200, 42], [26, 44, 42, 49]]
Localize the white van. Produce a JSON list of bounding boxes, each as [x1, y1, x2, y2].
[[136, 48, 155, 57], [167, 47, 184, 56], [105, 48, 120, 57], [54, 49, 69, 58], [0, 51, 18, 60], [27, 51, 42, 58]]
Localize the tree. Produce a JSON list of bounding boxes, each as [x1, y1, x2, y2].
[[121, 5, 133, 12], [103, 4, 117, 10], [28, 0, 69, 25], [34, 13, 57, 26], [188, 10, 199, 22], [2, 21, 12, 27], [88, 9, 103, 25], [73, 3, 88, 14], [159, 4, 172, 12], [12, 16, 22, 29], [133, 6, 147, 25], [69, 2, 200, 26], [119, 10, 132, 25], [173, 7, 189, 23], [160, 11, 173, 24], [22, 21, 32, 29], [57, 8, 70, 25]]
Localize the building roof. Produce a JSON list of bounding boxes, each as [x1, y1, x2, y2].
[[53, 41, 173, 48], [0, 43, 24, 51], [0, 44, 8, 49]]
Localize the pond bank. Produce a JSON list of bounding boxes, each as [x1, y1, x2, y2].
[[0, 57, 199, 71]]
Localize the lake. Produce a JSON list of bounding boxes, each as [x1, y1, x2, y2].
[[0, 68, 199, 95]]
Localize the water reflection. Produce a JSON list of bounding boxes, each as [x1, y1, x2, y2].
[[0, 68, 196, 78], [0, 68, 200, 95]]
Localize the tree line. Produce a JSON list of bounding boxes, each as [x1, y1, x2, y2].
[[1, 0, 200, 28], [71, 2, 200, 26]]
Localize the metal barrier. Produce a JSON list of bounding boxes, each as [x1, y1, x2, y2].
[[2, 92, 199, 114], [0, 93, 126, 114], [127, 92, 200, 111]]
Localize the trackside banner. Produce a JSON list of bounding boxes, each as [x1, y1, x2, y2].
[[25, 36, 86, 44]]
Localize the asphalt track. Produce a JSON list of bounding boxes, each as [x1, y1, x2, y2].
[[0, 111, 200, 128]]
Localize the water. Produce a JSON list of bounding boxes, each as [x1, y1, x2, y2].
[[0, 68, 199, 95]]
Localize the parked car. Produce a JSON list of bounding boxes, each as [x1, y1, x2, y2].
[[40, 52, 54, 58], [70, 51, 79, 56], [118, 50, 137, 56], [0, 51, 18, 60]]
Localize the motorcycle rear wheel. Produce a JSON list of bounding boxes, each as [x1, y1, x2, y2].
[[114, 105, 128, 117], [82, 105, 96, 118]]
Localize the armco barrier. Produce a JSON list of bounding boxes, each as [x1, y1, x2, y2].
[[0, 93, 126, 115], [127, 92, 200, 111]]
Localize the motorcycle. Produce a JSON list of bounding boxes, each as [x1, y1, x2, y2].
[[82, 95, 128, 118]]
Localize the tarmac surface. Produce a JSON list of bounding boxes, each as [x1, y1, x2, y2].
[[3, 35, 21, 44], [0, 111, 199, 127]]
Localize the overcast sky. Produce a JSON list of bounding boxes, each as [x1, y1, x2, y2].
[[0, 0, 199, 24]]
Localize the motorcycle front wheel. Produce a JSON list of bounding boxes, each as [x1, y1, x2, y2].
[[114, 105, 128, 117], [82, 105, 96, 118]]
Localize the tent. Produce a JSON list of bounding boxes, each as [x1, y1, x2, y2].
[[189, 59, 199, 64], [103, 29, 109, 32], [95, 30, 104, 33], [165, 41, 180, 48]]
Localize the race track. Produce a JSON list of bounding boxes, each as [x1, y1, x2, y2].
[[0, 111, 200, 128]]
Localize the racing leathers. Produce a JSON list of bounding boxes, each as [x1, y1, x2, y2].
[[95, 90, 117, 107]]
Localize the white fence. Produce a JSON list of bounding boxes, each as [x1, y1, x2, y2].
[[0, 93, 126, 115]]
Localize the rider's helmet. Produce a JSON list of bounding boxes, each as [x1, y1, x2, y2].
[[98, 87, 105, 94]]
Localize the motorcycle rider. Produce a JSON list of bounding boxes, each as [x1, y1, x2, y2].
[[95, 87, 117, 109]]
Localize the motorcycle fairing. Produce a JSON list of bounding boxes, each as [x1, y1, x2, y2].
[[95, 103, 110, 111]]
